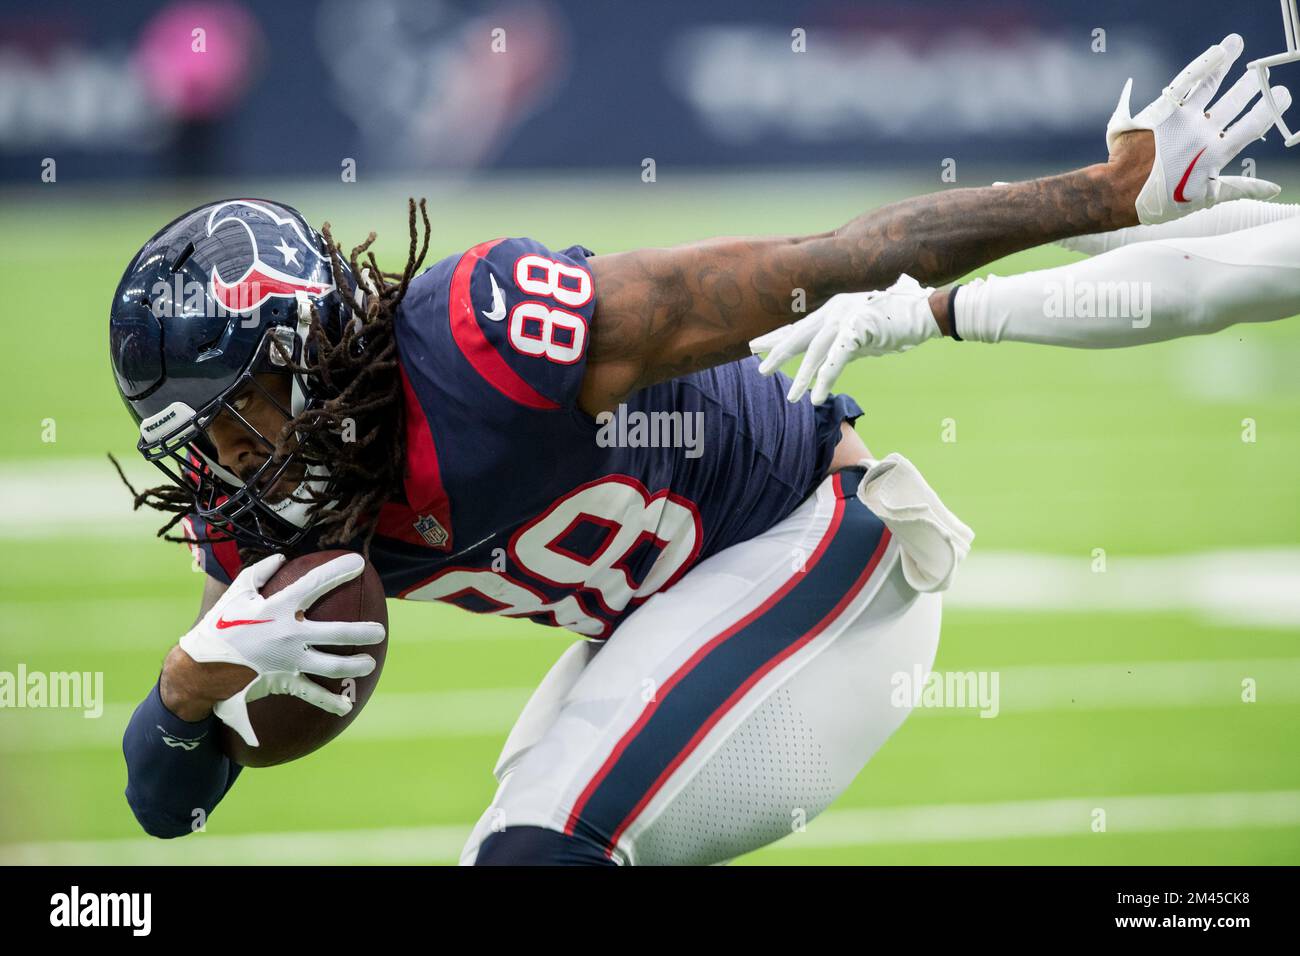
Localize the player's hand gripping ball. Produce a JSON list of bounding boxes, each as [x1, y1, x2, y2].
[[179, 550, 389, 767]]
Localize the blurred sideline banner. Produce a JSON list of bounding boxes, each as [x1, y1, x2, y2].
[[0, 0, 1291, 181]]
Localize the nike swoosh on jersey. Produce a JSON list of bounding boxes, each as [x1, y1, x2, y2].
[[482, 272, 507, 321]]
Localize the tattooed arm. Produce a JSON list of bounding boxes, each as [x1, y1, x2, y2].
[[576, 134, 1154, 414]]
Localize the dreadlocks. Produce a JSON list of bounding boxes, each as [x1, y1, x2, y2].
[[112, 198, 431, 562]]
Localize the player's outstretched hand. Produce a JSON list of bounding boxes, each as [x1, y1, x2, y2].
[[1108, 33, 1291, 225], [177, 552, 386, 747], [750, 274, 938, 405]]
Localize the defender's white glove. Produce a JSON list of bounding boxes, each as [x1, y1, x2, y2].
[[1108, 33, 1291, 225], [179, 552, 385, 748], [750, 274, 938, 405]]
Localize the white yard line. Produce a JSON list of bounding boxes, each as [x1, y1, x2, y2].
[[0, 687, 534, 754], [5, 459, 1300, 626], [0, 458, 161, 539], [2, 789, 1296, 864], [947, 549, 1300, 629], [2, 657, 1297, 754], [0, 824, 472, 866], [5, 457, 1300, 620], [906, 656, 1300, 717], [0, 595, 539, 647], [766, 789, 1300, 851]]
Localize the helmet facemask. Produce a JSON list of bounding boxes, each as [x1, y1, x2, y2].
[[136, 300, 338, 552]]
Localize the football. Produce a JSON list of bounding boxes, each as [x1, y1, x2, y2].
[[220, 550, 389, 767]]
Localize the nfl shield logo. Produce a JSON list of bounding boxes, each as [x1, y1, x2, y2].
[[413, 514, 449, 549]]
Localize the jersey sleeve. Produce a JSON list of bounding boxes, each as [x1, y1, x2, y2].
[[452, 237, 597, 411], [179, 514, 243, 586], [123, 677, 243, 838]]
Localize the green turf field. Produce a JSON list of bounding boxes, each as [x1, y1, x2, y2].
[[1, 173, 1297, 864]]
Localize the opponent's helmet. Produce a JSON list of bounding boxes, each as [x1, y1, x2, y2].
[[1248, 0, 1300, 146], [109, 198, 357, 551]]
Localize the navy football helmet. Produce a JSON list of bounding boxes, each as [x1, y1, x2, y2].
[[109, 198, 358, 551]]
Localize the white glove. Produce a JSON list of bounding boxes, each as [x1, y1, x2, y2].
[[857, 454, 974, 593], [750, 274, 938, 405], [1107, 33, 1291, 225], [179, 552, 386, 748]]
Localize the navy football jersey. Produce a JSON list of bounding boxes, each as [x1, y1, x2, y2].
[[188, 238, 862, 639]]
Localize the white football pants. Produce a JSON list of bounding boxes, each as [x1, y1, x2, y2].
[[460, 467, 942, 865]]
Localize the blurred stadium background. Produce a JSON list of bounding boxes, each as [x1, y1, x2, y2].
[[0, 0, 1297, 864]]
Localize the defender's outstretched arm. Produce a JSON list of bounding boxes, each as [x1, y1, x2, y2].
[[1057, 198, 1300, 256], [753, 216, 1300, 405], [580, 152, 1151, 412], [580, 33, 1287, 413], [949, 216, 1300, 348]]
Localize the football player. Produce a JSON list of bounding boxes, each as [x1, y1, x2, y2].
[[113, 34, 1287, 864]]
